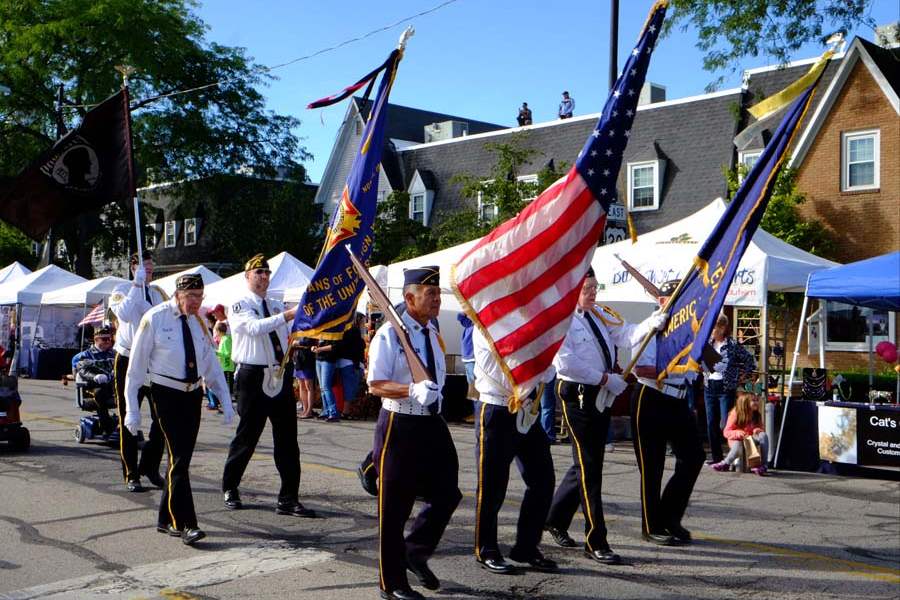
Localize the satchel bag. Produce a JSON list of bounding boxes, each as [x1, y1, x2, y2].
[[742, 435, 762, 469]]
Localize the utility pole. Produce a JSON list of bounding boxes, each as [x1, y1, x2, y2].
[[37, 84, 68, 268], [609, 0, 619, 91]]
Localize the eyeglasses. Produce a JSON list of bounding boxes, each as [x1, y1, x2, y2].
[[181, 292, 205, 301], [741, 381, 766, 394], [582, 284, 599, 292], [253, 269, 271, 276]]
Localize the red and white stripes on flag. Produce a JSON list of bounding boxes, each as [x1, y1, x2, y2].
[[78, 303, 105, 327], [451, 170, 606, 405]]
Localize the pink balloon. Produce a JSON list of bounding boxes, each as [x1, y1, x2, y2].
[[875, 341, 893, 356], [882, 348, 898, 363]]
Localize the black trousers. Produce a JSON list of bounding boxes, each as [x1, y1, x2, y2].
[[91, 385, 116, 435], [360, 450, 376, 477], [221, 365, 300, 502], [474, 401, 554, 560], [373, 409, 461, 593], [631, 384, 705, 535], [113, 353, 163, 483], [152, 384, 203, 531], [546, 380, 613, 552]]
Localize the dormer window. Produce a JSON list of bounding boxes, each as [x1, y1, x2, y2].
[[627, 160, 663, 211]]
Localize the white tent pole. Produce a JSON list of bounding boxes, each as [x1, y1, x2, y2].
[[818, 303, 825, 369], [774, 277, 810, 469], [867, 314, 874, 392]]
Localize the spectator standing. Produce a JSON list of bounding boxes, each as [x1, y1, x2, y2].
[[313, 337, 341, 422], [292, 336, 318, 419], [703, 314, 756, 464], [336, 315, 367, 419], [457, 312, 475, 387], [516, 102, 533, 126], [558, 91, 575, 119]]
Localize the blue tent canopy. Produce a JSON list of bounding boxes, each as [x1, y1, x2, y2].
[[807, 251, 900, 311]]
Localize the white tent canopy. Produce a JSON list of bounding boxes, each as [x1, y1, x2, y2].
[[41, 276, 130, 306], [206, 252, 313, 307], [0, 262, 32, 284], [153, 265, 223, 297], [592, 198, 838, 307], [0, 265, 86, 305]]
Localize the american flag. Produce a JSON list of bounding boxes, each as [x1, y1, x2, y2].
[[451, 1, 667, 405], [78, 303, 105, 327]]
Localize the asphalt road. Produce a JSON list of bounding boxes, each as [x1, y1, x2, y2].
[[1, 380, 898, 600]]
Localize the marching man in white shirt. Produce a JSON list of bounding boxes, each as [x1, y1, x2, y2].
[[221, 254, 316, 518], [124, 273, 233, 546], [367, 266, 461, 600], [108, 250, 165, 492], [544, 268, 666, 564]]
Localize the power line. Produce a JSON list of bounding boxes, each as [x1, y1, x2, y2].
[[63, 0, 460, 111]]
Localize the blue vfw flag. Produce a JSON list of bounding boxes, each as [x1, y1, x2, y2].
[[292, 48, 403, 340], [653, 69, 826, 382]]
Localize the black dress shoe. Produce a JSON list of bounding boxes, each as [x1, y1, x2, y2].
[[508, 550, 558, 572], [143, 471, 166, 489], [182, 528, 206, 546], [156, 524, 181, 537], [276, 501, 317, 518], [544, 525, 577, 548], [584, 548, 622, 565], [223, 489, 242, 510], [642, 531, 679, 546], [379, 588, 425, 600], [666, 523, 693, 544], [477, 556, 516, 574], [406, 558, 439, 590], [126, 480, 144, 493], [358, 464, 378, 497]]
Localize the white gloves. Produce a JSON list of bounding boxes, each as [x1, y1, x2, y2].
[[222, 399, 235, 425], [409, 380, 441, 407], [647, 309, 669, 331], [94, 374, 109, 385], [604, 372, 628, 396], [124, 411, 141, 437], [133, 265, 147, 285]]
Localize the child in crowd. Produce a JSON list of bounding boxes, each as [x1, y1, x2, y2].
[[710, 388, 769, 476]]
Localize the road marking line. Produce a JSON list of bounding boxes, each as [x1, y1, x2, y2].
[[0, 541, 332, 600], [697, 534, 900, 584]]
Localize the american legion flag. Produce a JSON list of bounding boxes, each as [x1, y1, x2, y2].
[[292, 48, 403, 340], [451, 1, 668, 407], [653, 66, 827, 382]]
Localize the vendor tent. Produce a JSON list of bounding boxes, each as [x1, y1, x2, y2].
[[153, 265, 222, 297], [591, 198, 838, 306], [0, 262, 32, 284], [205, 252, 313, 307], [0, 265, 86, 306], [41, 275, 129, 306]]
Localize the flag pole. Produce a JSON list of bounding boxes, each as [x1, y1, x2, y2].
[[115, 65, 144, 283], [622, 263, 697, 379]]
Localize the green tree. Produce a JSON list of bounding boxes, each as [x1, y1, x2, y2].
[[371, 191, 435, 264], [0, 0, 308, 276], [0, 222, 36, 269], [666, 0, 876, 87], [725, 164, 835, 258]]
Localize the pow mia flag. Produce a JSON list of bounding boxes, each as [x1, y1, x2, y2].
[[0, 89, 133, 240]]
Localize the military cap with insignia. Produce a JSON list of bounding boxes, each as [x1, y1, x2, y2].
[[245, 253, 270, 272], [659, 279, 680, 297], [95, 324, 114, 336], [176, 273, 204, 291], [403, 266, 440, 287]]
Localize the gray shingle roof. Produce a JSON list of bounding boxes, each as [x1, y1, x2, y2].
[[858, 38, 900, 97], [353, 97, 505, 143]]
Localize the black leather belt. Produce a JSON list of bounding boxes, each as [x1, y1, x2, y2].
[[559, 380, 601, 401], [237, 363, 267, 370]]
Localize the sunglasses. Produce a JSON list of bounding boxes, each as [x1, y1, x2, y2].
[[741, 381, 765, 395], [253, 269, 271, 276]]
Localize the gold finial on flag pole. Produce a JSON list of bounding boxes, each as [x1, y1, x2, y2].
[[114, 64, 136, 89]]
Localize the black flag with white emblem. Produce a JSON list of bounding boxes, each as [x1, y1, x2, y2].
[[0, 89, 133, 240]]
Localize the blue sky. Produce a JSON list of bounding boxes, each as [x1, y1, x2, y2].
[[195, 0, 896, 182]]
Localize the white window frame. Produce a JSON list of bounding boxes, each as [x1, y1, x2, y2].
[[184, 218, 198, 246], [627, 160, 661, 212], [822, 300, 896, 352], [477, 190, 498, 222], [145, 223, 161, 250], [411, 193, 426, 224], [738, 150, 762, 181], [841, 129, 880, 192], [164, 220, 177, 248], [517, 174, 540, 203]]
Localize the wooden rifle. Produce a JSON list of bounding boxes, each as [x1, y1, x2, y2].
[[345, 245, 431, 383], [613, 253, 721, 371]]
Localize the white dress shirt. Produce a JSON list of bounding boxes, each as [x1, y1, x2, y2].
[[108, 283, 166, 356], [229, 292, 290, 366], [125, 300, 231, 410], [367, 311, 446, 416], [473, 328, 553, 407], [554, 306, 640, 385]]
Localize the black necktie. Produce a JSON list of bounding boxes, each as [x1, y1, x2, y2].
[[144, 285, 152, 305], [261, 299, 284, 362], [179, 315, 199, 382], [423, 328, 438, 415], [584, 311, 615, 370]]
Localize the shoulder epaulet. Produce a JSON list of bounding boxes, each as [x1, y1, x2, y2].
[[593, 305, 624, 327], [150, 284, 169, 302]]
